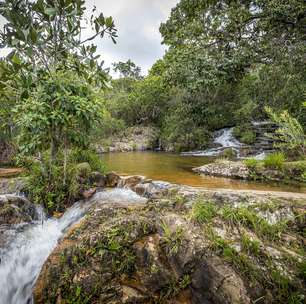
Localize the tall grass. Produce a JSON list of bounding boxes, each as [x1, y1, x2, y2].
[[264, 152, 286, 170]]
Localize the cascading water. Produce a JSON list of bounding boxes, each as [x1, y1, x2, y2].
[[181, 127, 268, 159], [181, 127, 242, 157], [0, 189, 146, 304]]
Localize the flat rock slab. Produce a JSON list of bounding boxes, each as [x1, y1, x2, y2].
[[193, 161, 249, 179]]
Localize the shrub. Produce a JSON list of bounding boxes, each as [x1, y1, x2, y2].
[[220, 148, 237, 159], [68, 148, 106, 173], [266, 107, 306, 157], [240, 130, 256, 145], [264, 152, 286, 170], [244, 158, 259, 170], [233, 125, 256, 145], [24, 149, 105, 215]]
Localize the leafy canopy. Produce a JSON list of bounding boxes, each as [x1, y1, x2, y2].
[[113, 59, 142, 80], [14, 70, 104, 155], [0, 0, 117, 84]]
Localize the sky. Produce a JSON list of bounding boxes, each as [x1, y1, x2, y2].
[[0, 0, 179, 76]]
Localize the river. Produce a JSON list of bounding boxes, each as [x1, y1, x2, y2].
[[102, 151, 306, 193]]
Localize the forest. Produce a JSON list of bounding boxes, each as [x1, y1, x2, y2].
[[0, 1, 305, 304]]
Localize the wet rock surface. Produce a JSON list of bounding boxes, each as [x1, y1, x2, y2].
[[34, 177, 306, 304], [0, 177, 25, 195]]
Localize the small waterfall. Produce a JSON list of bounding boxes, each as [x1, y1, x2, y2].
[[181, 127, 269, 159], [181, 127, 241, 157], [0, 189, 146, 304]]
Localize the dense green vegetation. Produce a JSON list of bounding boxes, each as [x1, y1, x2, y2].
[[0, 0, 305, 211], [98, 0, 305, 151], [0, 0, 115, 212]]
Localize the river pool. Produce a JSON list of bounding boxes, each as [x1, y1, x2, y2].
[[102, 151, 306, 193]]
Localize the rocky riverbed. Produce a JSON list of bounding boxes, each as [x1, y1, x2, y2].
[[31, 174, 306, 304]]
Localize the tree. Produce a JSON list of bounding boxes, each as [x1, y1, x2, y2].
[[159, 0, 305, 92], [0, 0, 117, 161], [0, 60, 18, 141], [112, 59, 142, 79], [0, 0, 117, 84], [15, 70, 103, 157]]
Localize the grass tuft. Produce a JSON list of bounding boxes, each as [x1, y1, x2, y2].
[[264, 152, 286, 170], [190, 199, 217, 224]]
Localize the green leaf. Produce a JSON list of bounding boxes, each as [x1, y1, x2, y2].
[[105, 17, 113, 28], [11, 53, 22, 65], [30, 28, 38, 43], [45, 7, 57, 16]]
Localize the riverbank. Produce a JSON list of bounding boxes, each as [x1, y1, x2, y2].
[[194, 159, 306, 186], [33, 175, 306, 304]]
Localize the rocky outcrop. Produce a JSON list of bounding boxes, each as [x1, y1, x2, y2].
[[236, 122, 277, 157], [0, 194, 38, 225], [194, 160, 306, 185], [95, 126, 159, 153], [34, 177, 306, 304], [193, 160, 250, 179]]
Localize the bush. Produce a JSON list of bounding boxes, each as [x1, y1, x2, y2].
[[240, 131, 256, 145], [68, 148, 106, 172], [264, 152, 286, 170], [245, 158, 259, 170], [266, 107, 306, 158], [25, 161, 81, 215], [233, 125, 256, 145], [220, 148, 237, 159], [24, 149, 105, 215]]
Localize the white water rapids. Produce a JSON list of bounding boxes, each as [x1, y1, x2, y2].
[[0, 189, 146, 304]]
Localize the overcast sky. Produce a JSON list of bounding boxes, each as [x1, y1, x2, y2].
[[0, 0, 178, 75]]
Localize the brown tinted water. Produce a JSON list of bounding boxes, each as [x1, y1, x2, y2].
[[102, 151, 306, 194]]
